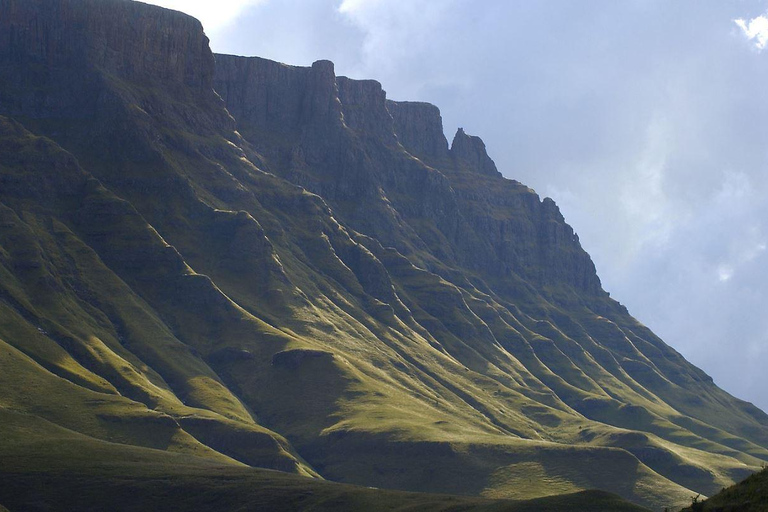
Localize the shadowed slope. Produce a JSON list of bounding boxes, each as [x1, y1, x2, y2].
[[681, 468, 768, 512], [0, 408, 651, 512], [0, 115, 316, 475]]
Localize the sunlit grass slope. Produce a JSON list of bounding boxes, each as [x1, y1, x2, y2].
[[0, 408, 651, 511]]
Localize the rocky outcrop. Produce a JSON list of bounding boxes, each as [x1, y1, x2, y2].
[[0, 0, 229, 169], [214, 55, 343, 138], [214, 55, 438, 256], [0, 0, 215, 121], [0, 0, 213, 89], [450, 127, 501, 177], [302, 60, 343, 131], [214, 55, 312, 137], [337, 76, 397, 145], [387, 100, 450, 161]]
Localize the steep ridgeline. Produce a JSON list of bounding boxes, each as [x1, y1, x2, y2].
[[0, 1, 765, 510]]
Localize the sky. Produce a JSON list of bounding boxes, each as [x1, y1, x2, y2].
[[144, 0, 768, 413]]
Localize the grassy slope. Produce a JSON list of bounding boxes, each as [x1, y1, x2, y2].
[[681, 468, 768, 512], [0, 115, 315, 475], [0, 408, 649, 512], [0, 100, 692, 509]]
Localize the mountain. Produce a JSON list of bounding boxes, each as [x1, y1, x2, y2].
[[0, 0, 766, 510]]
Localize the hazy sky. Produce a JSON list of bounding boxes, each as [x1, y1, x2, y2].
[[145, 0, 768, 413]]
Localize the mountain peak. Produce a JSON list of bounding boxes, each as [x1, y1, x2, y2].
[[311, 59, 335, 74], [450, 127, 501, 176]]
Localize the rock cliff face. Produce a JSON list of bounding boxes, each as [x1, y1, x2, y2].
[[387, 100, 450, 161], [0, 0, 212, 86], [1, 1, 768, 511], [214, 55, 603, 294], [450, 127, 501, 176], [337, 76, 397, 145], [0, 0, 214, 121]]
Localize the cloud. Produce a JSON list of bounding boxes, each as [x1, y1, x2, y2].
[[718, 264, 734, 282], [338, 0, 372, 14], [619, 115, 675, 251], [735, 13, 768, 50], [335, 0, 458, 84], [140, 0, 268, 34]]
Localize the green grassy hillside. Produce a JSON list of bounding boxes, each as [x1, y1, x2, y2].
[[0, 407, 649, 511], [681, 468, 768, 512], [0, 1, 765, 511]]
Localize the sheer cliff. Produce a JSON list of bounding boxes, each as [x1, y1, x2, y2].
[[0, 1, 766, 511]]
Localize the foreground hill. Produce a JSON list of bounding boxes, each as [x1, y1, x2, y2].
[[681, 468, 768, 512], [0, 0, 765, 510], [0, 408, 651, 512]]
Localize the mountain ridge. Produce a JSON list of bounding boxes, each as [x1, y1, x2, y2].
[[0, 1, 766, 510]]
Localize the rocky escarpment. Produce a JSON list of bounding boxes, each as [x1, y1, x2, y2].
[[214, 55, 603, 295], [450, 127, 501, 177], [1, 2, 768, 511], [0, 0, 214, 116], [213, 55, 343, 145], [387, 100, 450, 161], [0, 0, 212, 87], [214, 53, 451, 259], [336, 76, 398, 145]]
